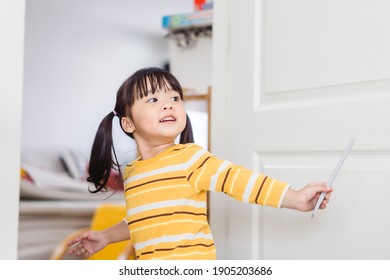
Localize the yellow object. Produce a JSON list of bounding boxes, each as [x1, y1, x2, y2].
[[50, 204, 135, 260]]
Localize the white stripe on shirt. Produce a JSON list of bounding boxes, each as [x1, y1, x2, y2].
[[209, 160, 231, 192], [242, 171, 258, 203], [134, 232, 214, 251], [128, 199, 207, 216], [124, 148, 207, 185]]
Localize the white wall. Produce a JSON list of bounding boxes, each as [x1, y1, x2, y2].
[[21, 0, 192, 169], [0, 0, 25, 259], [169, 38, 213, 94]]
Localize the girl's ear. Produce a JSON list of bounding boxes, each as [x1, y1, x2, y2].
[[121, 117, 135, 133]]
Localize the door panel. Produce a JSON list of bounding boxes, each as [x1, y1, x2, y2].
[[212, 0, 390, 259], [260, 152, 390, 259]]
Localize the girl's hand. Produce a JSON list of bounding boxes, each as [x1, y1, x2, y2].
[[67, 230, 109, 258], [282, 182, 333, 212]]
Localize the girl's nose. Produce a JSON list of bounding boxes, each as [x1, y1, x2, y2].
[[162, 105, 173, 110], [162, 103, 173, 110]]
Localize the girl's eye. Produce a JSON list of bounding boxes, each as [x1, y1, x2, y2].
[[171, 96, 181, 102], [147, 98, 158, 103]]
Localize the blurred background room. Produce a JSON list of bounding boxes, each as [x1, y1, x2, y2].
[[17, 0, 212, 260]]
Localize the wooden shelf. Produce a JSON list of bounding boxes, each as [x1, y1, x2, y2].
[[183, 86, 212, 151]]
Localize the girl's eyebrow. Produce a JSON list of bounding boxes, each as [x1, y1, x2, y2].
[[146, 87, 175, 94]]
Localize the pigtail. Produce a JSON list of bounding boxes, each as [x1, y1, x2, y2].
[[180, 114, 194, 144], [87, 111, 117, 193]]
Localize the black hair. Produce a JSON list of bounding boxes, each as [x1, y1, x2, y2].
[[87, 67, 194, 193]]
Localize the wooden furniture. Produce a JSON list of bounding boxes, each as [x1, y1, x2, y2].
[[183, 86, 212, 151]]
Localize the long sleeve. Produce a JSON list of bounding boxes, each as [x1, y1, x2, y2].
[[187, 146, 290, 208]]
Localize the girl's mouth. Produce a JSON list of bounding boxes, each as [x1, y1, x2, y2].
[[160, 116, 176, 122]]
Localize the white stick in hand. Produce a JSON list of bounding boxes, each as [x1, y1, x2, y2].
[[311, 138, 356, 218], [69, 240, 82, 249]]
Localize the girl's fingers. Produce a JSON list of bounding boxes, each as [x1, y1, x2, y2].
[[67, 232, 90, 247], [320, 195, 331, 208], [68, 240, 83, 255], [75, 243, 90, 258], [69, 240, 93, 258], [67, 235, 85, 246]]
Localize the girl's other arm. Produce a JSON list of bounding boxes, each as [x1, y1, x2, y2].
[[67, 219, 130, 258], [281, 182, 333, 212]]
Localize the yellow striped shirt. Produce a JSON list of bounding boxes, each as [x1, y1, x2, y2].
[[123, 143, 289, 260]]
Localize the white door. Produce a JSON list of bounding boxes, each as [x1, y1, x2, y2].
[[0, 0, 25, 259], [210, 0, 390, 259]]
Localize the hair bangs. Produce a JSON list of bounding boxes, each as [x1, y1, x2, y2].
[[131, 68, 183, 101]]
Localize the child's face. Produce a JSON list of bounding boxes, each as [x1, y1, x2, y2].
[[124, 86, 186, 146]]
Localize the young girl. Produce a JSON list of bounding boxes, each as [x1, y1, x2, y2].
[[67, 67, 332, 260]]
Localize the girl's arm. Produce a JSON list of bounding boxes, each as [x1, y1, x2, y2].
[[67, 219, 130, 258], [281, 182, 333, 212]]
